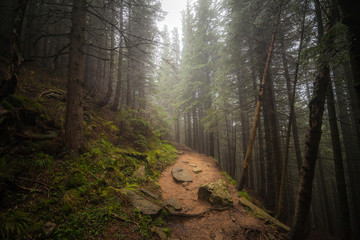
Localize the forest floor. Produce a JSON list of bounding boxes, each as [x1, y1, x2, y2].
[[158, 146, 287, 240]]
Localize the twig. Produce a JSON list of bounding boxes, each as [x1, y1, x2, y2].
[[111, 213, 138, 226], [15, 184, 42, 193]]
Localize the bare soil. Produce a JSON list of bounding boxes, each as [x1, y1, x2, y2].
[[158, 147, 287, 240]]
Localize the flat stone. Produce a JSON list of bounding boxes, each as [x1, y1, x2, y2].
[[121, 188, 161, 215], [198, 179, 233, 208], [141, 188, 158, 200], [189, 164, 197, 167], [193, 168, 202, 173], [166, 198, 182, 211], [172, 167, 192, 182], [182, 160, 189, 163], [133, 165, 146, 179]]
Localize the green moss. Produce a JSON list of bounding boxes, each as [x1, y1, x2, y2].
[[239, 190, 251, 202], [221, 171, 237, 186]]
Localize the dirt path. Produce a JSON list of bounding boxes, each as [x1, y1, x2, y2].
[[158, 148, 283, 240]]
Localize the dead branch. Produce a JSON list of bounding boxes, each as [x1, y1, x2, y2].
[[38, 90, 64, 99], [111, 213, 138, 225]]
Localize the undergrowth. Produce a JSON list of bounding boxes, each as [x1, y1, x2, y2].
[[0, 137, 177, 239], [1, 103, 177, 239]]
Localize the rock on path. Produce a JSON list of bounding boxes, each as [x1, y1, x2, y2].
[[171, 166, 192, 182]]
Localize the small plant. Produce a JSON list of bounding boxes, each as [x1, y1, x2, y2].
[[0, 210, 30, 239], [33, 152, 53, 170]]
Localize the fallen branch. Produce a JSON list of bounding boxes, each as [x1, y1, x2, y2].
[[37, 90, 64, 99], [15, 184, 42, 193], [111, 213, 138, 226]]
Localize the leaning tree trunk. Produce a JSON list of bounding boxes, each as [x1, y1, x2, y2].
[[0, 0, 29, 102], [65, 0, 86, 155], [236, 1, 282, 191], [289, 59, 330, 240]]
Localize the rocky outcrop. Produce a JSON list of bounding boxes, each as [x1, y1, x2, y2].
[[171, 167, 192, 182], [198, 179, 233, 208], [121, 188, 161, 215]]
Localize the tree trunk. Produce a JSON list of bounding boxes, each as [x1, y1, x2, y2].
[[99, 4, 115, 107], [111, 0, 123, 111], [326, 77, 352, 238], [334, 66, 360, 240], [65, 0, 86, 155], [0, 0, 29, 102]]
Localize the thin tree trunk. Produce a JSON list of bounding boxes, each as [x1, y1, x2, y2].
[[111, 0, 123, 111], [318, 156, 334, 234], [99, 5, 115, 107], [277, 1, 307, 218], [236, 1, 282, 191]]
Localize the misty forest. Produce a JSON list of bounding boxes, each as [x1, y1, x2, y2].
[[0, 0, 359, 239]]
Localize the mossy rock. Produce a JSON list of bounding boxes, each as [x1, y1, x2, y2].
[[198, 179, 233, 208]]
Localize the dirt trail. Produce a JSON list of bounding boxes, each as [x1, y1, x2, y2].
[[159, 147, 284, 240]]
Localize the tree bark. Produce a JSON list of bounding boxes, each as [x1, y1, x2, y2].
[[65, 0, 86, 154]]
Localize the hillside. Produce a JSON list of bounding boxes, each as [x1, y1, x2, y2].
[[0, 62, 289, 239]]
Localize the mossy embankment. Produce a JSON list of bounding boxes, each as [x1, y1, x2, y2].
[[0, 62, 178, 239]]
